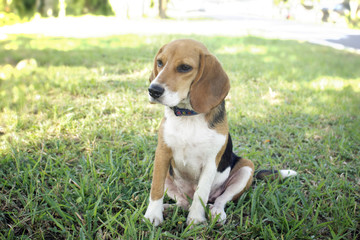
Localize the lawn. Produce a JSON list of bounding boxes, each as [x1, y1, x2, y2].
[[0, 33, 359, 239]]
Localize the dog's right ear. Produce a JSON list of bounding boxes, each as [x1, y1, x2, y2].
[[149, 45, 166, 82]]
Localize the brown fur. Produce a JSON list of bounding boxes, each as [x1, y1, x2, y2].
[[149, 39, 230, 114], [150, 118, 172, 200], [205, 105, 228, 134], [215, 133, 229, 167], [228, 159, 254, 201], [190, 54, 230, 113]]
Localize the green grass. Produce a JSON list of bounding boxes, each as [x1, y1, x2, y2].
[[0, 33, 359, 239]]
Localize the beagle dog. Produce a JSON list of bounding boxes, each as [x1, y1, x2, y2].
[[144, 39, 296, 226]]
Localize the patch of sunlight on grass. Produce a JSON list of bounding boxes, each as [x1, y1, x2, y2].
[[217, 45, 244, 54], [310, 77, 360, 92], [0, 33, 7, 40], [0, 65, 13, 79], [263, 56, 276, 63], [4, 42, 19, 50], [123, 67, 151, 81], [261, 87, 282, 105], [34, 38, 79, 51], [248, 46, 267, 54], [216, 45, 267, 55]]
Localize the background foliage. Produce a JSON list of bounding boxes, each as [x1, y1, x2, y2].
[[1, 0, 360, 28], [0, 0, 114, 25]]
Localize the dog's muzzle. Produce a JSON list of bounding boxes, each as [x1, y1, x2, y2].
[[148, 84, 165, 99]]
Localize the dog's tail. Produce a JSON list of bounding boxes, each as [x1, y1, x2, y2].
[[254, 169, 297, 181]]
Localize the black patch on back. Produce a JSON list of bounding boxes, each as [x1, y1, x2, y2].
[[217, 134, 241, 172], [208, 101, 225, 129]]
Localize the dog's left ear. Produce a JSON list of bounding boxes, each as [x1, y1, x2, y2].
[[190, 54, 230, 113], [149, 45, 166, 82]]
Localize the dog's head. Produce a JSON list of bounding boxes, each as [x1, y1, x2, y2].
[[148, 39, 230, 114]]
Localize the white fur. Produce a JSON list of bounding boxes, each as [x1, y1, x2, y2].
[[211, 167, 231, 195], [149, 67, 182, 107], [163, 108, 226, 181], [211, 166, 253, 223], [279, 169, 297, 179], [187, 162, 217, 225], [163, 107, 227, 224], [144, 197, 164, 226]]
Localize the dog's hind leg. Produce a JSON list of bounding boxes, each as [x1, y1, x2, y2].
[[210, 158, 254, 223], [165, 175, 191, 210]]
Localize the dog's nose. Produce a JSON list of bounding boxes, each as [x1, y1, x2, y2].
[[148, 84, 165, 99]]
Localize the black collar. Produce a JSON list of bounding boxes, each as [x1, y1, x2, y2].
[[170, 106, 198, 116]]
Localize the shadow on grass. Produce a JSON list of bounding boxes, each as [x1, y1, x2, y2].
[[1, 35, 359, 81], [0, 36, 155, 68]]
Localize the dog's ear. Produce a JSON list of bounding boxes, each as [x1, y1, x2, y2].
[[149, 45, 166, 82], [190, 54, 230, 113]]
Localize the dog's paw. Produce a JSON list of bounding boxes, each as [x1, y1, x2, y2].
[[210, 205, 226, 224], [186, 210, 206, 225], [144, 208, 164, 226], [144, 198, 164, 226], [186, 215, 207, 225]]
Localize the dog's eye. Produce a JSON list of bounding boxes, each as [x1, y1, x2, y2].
[[157, 60, 163, 68], [177, 64, 192, 73]]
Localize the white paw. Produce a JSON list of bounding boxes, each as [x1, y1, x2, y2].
[[186, 215, 207, 225], [186, 209, 206, 225], [144, 198, 164, 226], [210, 205, 226, 224], [144, 207, 163, 226]]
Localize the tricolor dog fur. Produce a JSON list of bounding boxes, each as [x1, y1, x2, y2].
[[144, 39, 297, 226]]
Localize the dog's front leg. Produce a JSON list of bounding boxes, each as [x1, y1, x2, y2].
[[144, 123, 172, 226], [186, 162, 217, 225]]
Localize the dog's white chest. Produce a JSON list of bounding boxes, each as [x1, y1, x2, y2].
[[163, 108, 226, 181]]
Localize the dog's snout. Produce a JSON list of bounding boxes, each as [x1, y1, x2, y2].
[[148, 84, 165, 99]]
